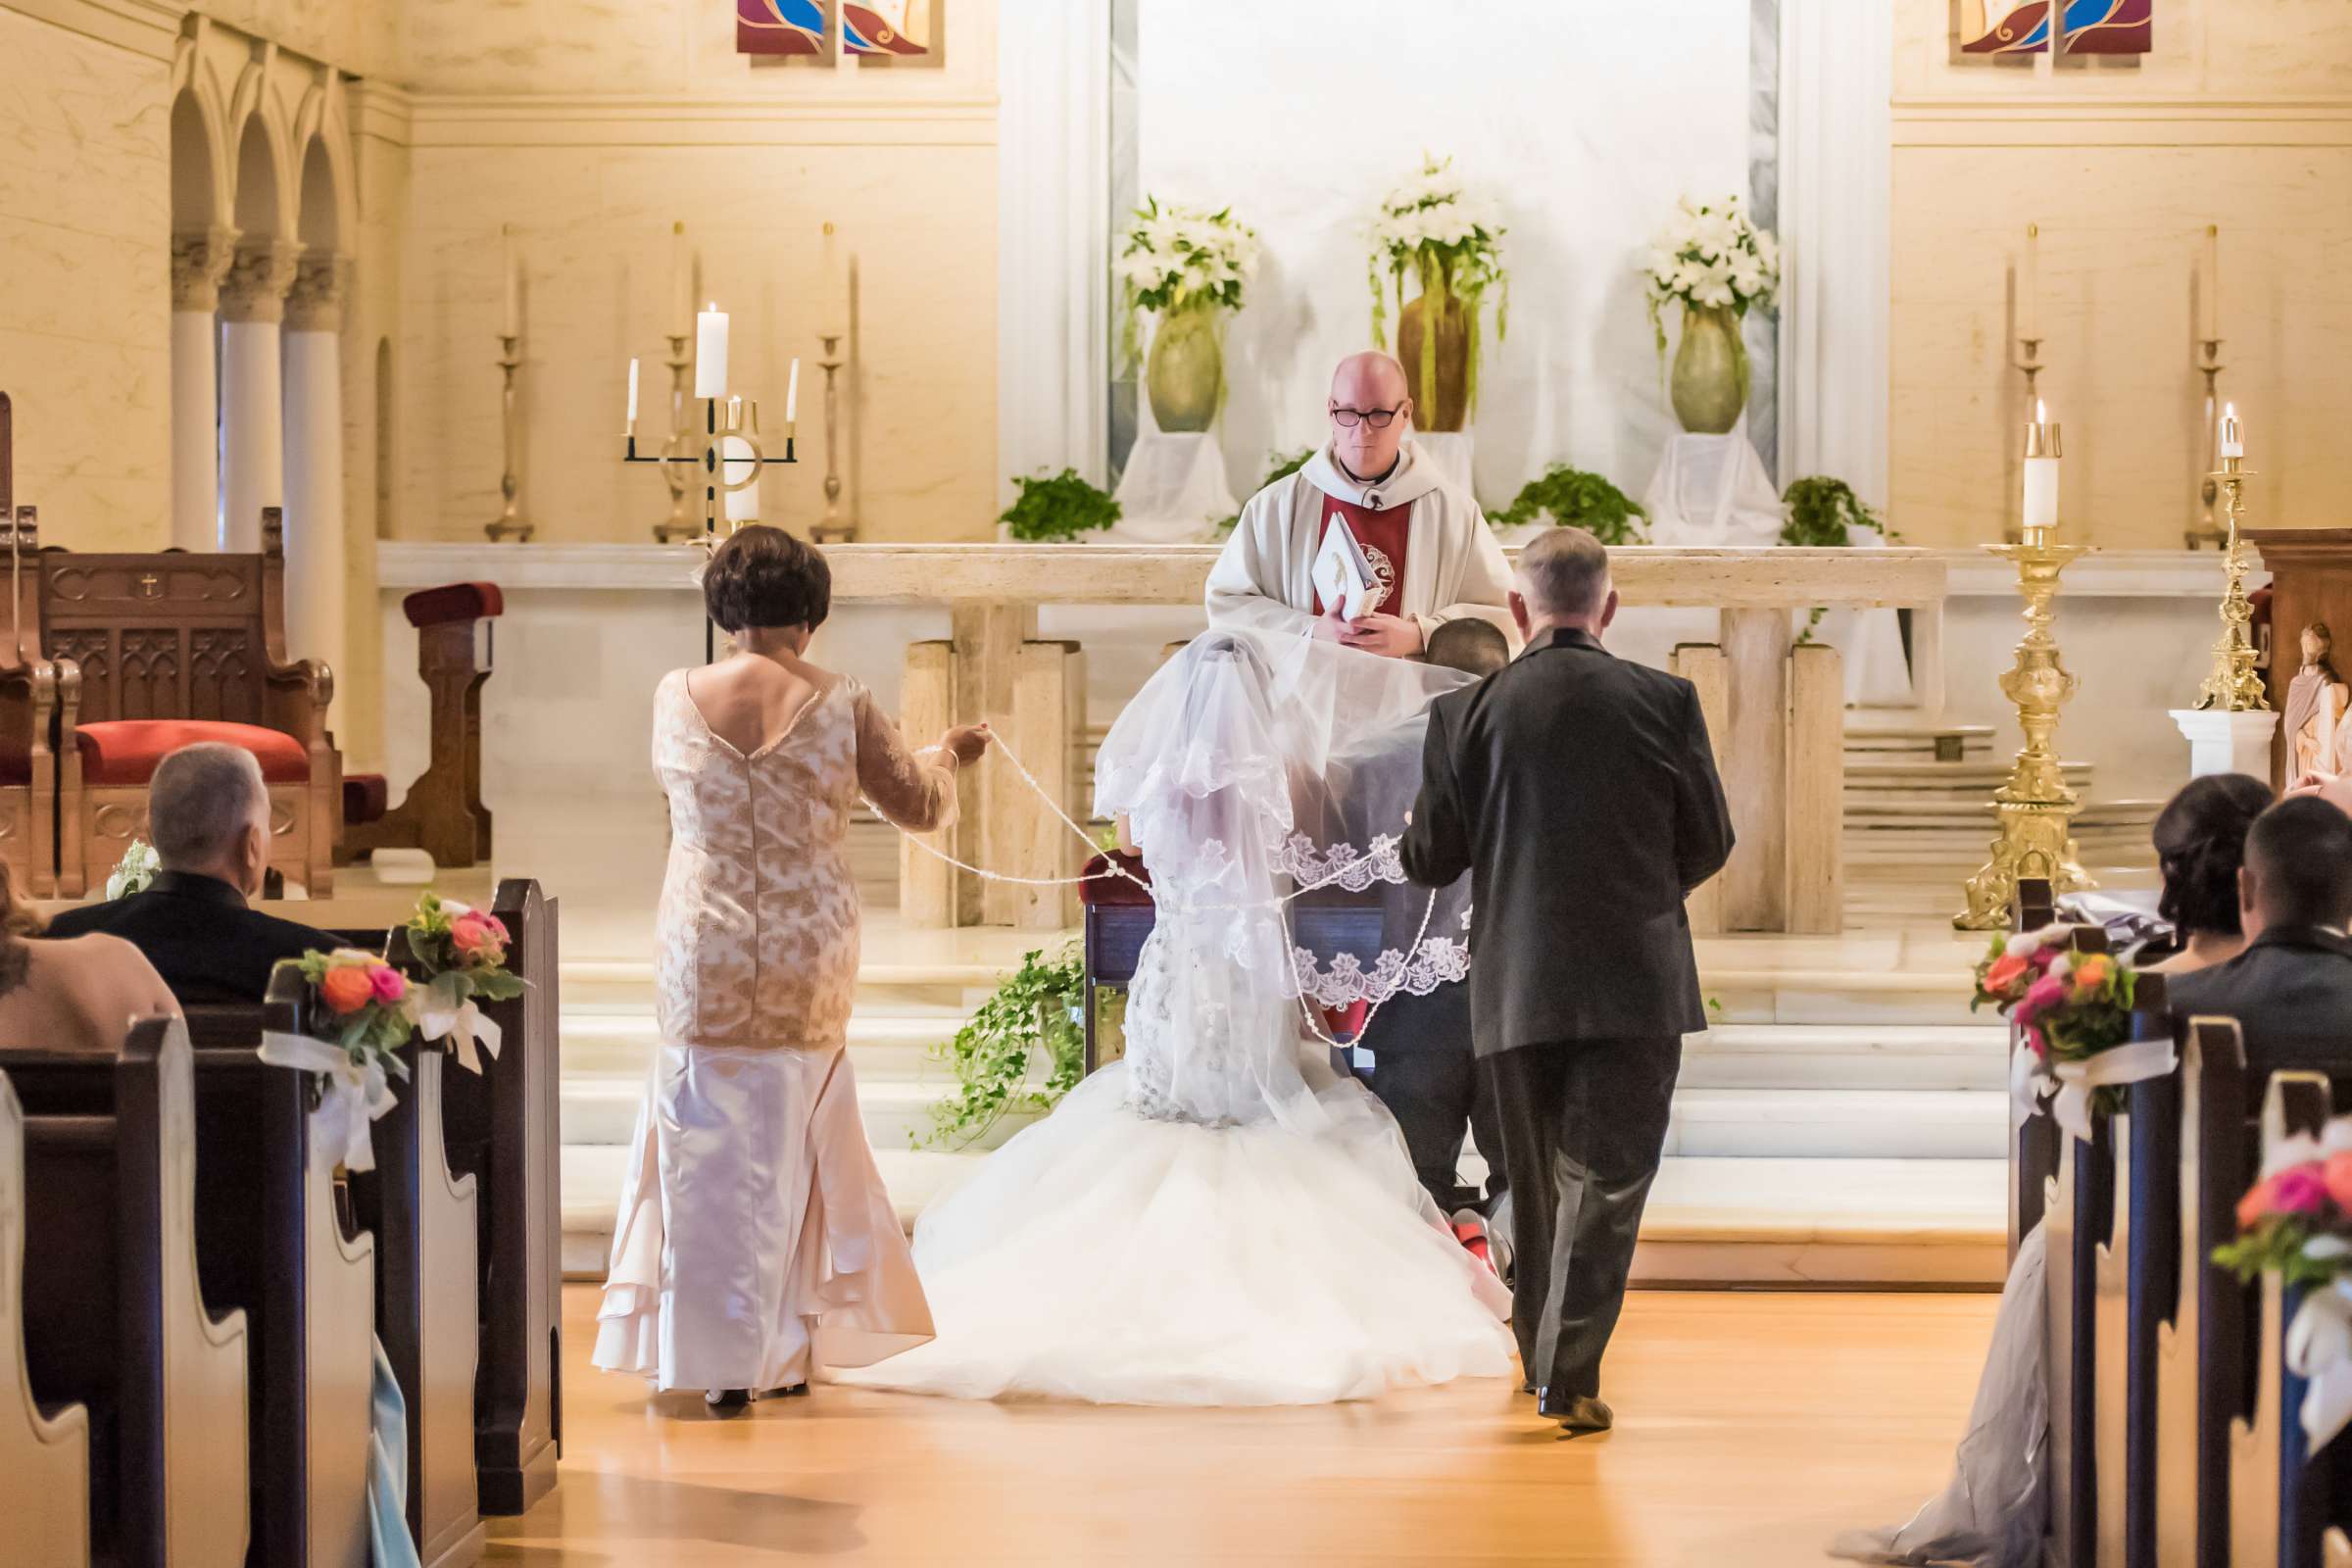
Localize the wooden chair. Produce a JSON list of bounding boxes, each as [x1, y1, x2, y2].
[[35, 505, 337, 898], [0, 397, 67, 899], [0, 1071, 91, 1568], [5, 1017, 252, 1567], [341, 582, 500, 870]]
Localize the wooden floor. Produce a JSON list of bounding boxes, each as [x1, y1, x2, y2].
[[491, 1284, 1995, 1566]]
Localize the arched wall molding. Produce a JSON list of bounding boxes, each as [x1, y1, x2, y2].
[[227, 47, 301, 245], [167, 31, 232, 236], [291, 72, 360, 253]]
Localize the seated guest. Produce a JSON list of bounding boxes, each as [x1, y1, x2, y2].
[[2167, 795, 2352, 1077], [2139, 772, 2272, 976], [0, 862, 177, 1053], [47, 742, 338, 1004]]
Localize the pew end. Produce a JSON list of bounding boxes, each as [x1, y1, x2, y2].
[[0, 1071, 92, 1568]]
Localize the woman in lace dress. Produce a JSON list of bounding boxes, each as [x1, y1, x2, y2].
[[840, 629, 1513, 1406], [594, 526, 990, 1413]]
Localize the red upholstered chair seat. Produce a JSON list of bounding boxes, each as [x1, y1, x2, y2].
[[0, 751, 29, 787], [343, 772, 390, 825], [1078, 851, 1153, 906], [74, 720, 311, 788], [403, 581, 503, 628]]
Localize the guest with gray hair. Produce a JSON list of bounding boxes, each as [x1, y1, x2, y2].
[[47, 742, 338, 1004]]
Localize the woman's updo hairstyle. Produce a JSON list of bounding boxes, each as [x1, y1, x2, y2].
[[2151, 771, 2273, 938], [702, 524, 831, 634]]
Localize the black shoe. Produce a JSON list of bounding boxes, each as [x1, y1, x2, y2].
[[1536, 1388, 1612, 1433], [1519, 1380, 1537, 1396], [705, 1388, 752, 1415], [762, 1383, 810, 1398]]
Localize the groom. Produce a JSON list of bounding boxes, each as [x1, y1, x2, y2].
[[1400, 526, 1733, 1434], [1203, 351, 1513, 650]]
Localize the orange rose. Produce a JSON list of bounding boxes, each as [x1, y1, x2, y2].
[[2324, 1152, 2352, 1214], [319, 963, 375, 1015], [2071, 956, 2111, 994], [1984, 954, 2028, 992]]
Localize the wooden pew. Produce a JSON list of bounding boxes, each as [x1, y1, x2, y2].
[[2010, 877, 2061, 1254], [171, 987, 377, 1568], [5, 1017, 251, 1567], [0, 1070, 91, 1567], [437, 877, 563, 1516]]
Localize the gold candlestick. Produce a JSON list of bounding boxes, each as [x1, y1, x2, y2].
[[483, 332, 534, 542], [651, 332, 699, 543], [2191, 450, 2268, 712], [809, 332, 855, 543], [2185, 338, 2227, 549]]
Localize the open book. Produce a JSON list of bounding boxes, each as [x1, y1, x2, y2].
[[1311, 511, 1377, 620]]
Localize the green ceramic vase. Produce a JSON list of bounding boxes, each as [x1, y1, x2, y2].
[[1670, 303, 1750, 435], [1145, 300, 1223, 433]]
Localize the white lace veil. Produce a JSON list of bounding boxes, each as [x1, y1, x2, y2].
[[1092, 628, 1472, 1132]]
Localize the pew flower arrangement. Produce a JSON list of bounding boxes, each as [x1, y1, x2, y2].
[[401, 892, 520, 1075], [2216, 1116, 2352, 1454], [1974, 923, 2169, 1142], [259, 949, 416, 1173], [106, 838, 159, 900]]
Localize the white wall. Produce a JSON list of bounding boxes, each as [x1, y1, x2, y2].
[[1134, 0, 1753, 509]]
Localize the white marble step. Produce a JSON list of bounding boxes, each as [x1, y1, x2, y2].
[[558, 1004, 971, 1078], [1681, 1023, 2004, 1091], [1665, 1087, 2006, 1160], [561, 1066, 1048, 1152]]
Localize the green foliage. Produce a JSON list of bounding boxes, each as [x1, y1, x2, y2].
[[1780, 475, 1892, 548], [918, 945, 1088, 1151], [1000, 468, 1120, 543], [277, 951, 416, 1075], [1214, 447, 1316, 537], [2215, 1216, 2346, 1291], [1493, 465, 1648, 546]]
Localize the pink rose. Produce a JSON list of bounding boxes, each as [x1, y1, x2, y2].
[[450, 913, 494, 956], [2025, 975, 2068, 1014], [2274, 1164, 2332, 1218], [369, 963, 408, 1004], [2023, 1023, 2049, 1060], [486, 914, 510, 944]]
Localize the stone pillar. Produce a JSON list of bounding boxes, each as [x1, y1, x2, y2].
[[169, 226, 237, 553], [282, 255, 350, 713], [2169, 709, 2278, 782], [218, 239, 301, 553]]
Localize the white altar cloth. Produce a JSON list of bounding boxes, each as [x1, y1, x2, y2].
[[1106, 432, 1236, 545]]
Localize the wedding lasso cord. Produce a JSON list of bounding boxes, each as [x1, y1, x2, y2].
[[876, 733, 1448, 1046]]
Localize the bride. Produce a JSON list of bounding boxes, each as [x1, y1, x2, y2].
[[841, 628, 1515, 1405]]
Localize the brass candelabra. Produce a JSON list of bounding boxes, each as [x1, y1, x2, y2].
[[622, 397, 796, 660], [649, 333, 699, 543], [2185, 339, 2227, 549], [2191, 454, 2268, 712], [809, 332, 854, 543], [483, 333, 534, 542]]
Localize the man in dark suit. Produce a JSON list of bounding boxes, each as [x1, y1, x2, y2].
[[47, 742, 338, 1004], [1401, 526, 1733, 1433], [2167, 795, 2352, 1079]]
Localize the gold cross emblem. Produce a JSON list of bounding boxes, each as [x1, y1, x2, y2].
[[136, 573, 161, 599]]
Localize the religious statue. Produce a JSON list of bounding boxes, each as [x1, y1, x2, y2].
[[2284, 621, 2350, 779]]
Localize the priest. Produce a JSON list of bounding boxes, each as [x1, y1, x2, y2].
[[1205, 352, 1514, 655]]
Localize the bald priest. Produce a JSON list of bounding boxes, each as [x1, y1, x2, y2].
[[1204, 352, 1514, 657]]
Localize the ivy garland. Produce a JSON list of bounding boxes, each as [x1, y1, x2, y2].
[[916, 945, 1089, 1151]]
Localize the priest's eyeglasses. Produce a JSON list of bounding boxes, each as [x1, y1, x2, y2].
[[1329, 405, 1403, 429]]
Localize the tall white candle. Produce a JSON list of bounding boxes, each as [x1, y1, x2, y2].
[[502, 224, 519, 337], [670, 220, 691, 338], [785, 358, 801, 424], [2203, 224, 2221, 342], [2220, 401, 2243, 458], [626, 358, 640, 427], [695, 302, 728, 399], [2023, 398, 2059, 532], [721, 435, 760, 522], [2021, 222, 2039, 343]]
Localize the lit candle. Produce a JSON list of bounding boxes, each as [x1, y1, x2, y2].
[[2220, 401, 2243, 459], [626, 358, 639, 430], [2020, 222, 2039, 343], [785, 357, 801, 425], [2203, 223, 2222, 342], [695, 301, 728, 399], [501, 223, 520, 337], [670, 220, 691, 338], [721, 435, 760, 523], [2023, 397, 2061, 534]]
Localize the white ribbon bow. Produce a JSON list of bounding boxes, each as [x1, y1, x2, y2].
[[415, 971, 502, 1075], [257, 1030, 397, 1173], [2013, 1036, 2178, 1144], [2287, 1275, 2352, 1455]]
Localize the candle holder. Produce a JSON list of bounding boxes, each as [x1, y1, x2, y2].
[[2005, 337, 2044, 547], [1957, 531, 2093, 929], [482, 333, 534, 543], [649, 333, 701, 544], [2185, 338, 2228, 549], [624, 395, 798, 662], [809, 332, 856, 544], [2191, 453, 2269, 713]]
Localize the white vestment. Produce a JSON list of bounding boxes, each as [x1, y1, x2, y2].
[[1205, 440, 1516, 646]]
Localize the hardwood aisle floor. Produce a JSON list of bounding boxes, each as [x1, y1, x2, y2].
[[493, 1284, 1994, 1566]]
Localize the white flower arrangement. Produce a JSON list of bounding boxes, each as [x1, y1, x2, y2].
[[1367, 155, 1508, 363], [1639, 194, 1781, 356], [1115, 196, 1259, 368], [107, 838, 160, 900]]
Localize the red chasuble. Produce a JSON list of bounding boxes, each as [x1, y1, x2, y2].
[[1307, 490, 1411, 618]]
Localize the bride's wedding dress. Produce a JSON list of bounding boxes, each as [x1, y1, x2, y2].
[[840, 630, 1514, 1405]]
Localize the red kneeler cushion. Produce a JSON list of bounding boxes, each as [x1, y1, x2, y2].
[[343, 772, 390, 825], [403, 581, 503, 628], [74, 720, 311, 787], [1078, 851, 1152, 906]]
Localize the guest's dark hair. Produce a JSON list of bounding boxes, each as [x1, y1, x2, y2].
[[0, 859, 41, 1000], [2151, 772, 2272, 937], [2244, 795, 2352, 930], [1425, 617, 1509, 677], [702, 524, 830, 634]]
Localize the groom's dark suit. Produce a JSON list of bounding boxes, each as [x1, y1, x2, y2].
[[1401, 625, 1732, 1406]]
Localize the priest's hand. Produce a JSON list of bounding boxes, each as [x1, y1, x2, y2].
[[1340, 612, 1424, 659], [1312, 607, 1351, 642]]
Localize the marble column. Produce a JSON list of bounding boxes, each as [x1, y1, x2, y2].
[[169, 226, 238, 553], [282, 255, 351, 711], [217, 239, 301, 553]]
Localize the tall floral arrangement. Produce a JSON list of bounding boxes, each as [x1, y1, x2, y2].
[[2217, 1116, 2352, 1456], [1639, 194, 1780, 359], [1367, 156, 1508, 420], [1114, 197, 1259, 370]]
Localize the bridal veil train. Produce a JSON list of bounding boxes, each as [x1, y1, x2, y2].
[[840, 629, 1515, 1405]]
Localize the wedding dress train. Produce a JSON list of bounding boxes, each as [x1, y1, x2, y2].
[[840, 630, 1514, 1405]]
